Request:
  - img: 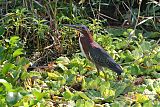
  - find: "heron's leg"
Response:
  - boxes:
[102,70,108,80]
[95,65,107,79]
[117,75,122,80]
[95,65,102,76]
[96,67,100,76]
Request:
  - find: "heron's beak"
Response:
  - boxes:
[63,24,82,31]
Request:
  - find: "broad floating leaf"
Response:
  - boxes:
[102,89,115,99]
[63,88,74,100]
[143,100,153,107]
[33,90,45,101]
[135,93,149,103]
[6,92,22,105]
[76,99,85,107]
[77,91,91,101]
[132,49,143,60]
[48,72,63,80]
[84,100,94,107]
[76,99,94,107]
[140,40,152,51]
[115,83,127,97]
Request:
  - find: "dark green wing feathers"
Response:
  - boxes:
[88,42,123,75]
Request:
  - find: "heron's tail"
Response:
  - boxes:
[111,64,123,75]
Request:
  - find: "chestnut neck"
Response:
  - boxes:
[80,30,94,43]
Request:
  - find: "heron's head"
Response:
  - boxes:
[63,24,89,34]
[63,24,93,42]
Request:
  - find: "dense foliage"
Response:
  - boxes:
[0,0,160,106]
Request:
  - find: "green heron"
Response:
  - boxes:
[64,24,123,76]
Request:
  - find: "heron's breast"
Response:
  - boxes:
[79,37,87,57]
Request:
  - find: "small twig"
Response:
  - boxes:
[129,0,142,40]
[31,52,48,66]
[136,17,153,26]
[98,15,105,20]
[99,13,118,21]
[122,1,136,22]
[157,38,160,44]
[97,0,101,20]
[147,0,160,6]
[44,44,54,50]
[123,0,142,51]
[89,0,95,19]
[111,0,124,19]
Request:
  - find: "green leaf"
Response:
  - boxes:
[82,77,86,90]
[6,92,22,105]
[115,83,126,97]
[157,52,160,58]
[140,41,151,51]
[135,93,149,103]
[87,78,101,89]
[85,89,101,100]
[128,65,141,75]
[103,81,110,89]
[76,99,94,107]
[143,100,153,107]
[127,28,134,33]
[9,36,20,46]
[111,101,121,107]
[0,46,5,60]
[13,48,23,57]
[77,91,91,101]
[84,100,94,107]
[2,63,15,74]
[76,99,85,107]
[33,90,45,101]
[0,46,5,53]
[136,85,147,93]
[123,31,129,36]
[63,88,74,100]
[48,72,63,80]
[16,57,30,66]
[56,56,70,65]
[102,89,115,99]
[57,63,68,71]
[132,49,143,60]
[0,79,12,91]
[0,26,5,36]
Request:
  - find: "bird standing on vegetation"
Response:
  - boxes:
[63,24,123,76]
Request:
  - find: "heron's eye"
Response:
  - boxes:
[82,26,87,30]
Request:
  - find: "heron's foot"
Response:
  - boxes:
[117,75,122,81]
[102,71,108,80]
[97,70,100,76]
[96,71,107,80]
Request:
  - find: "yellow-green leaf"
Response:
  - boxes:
[13,48,23,57]
[135,93,149,103]
[48,72,62,80]
[77,91,91,101]
[0,79,13,91]
[63,88,74,100]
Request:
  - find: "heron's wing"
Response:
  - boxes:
[89,43,123,75]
